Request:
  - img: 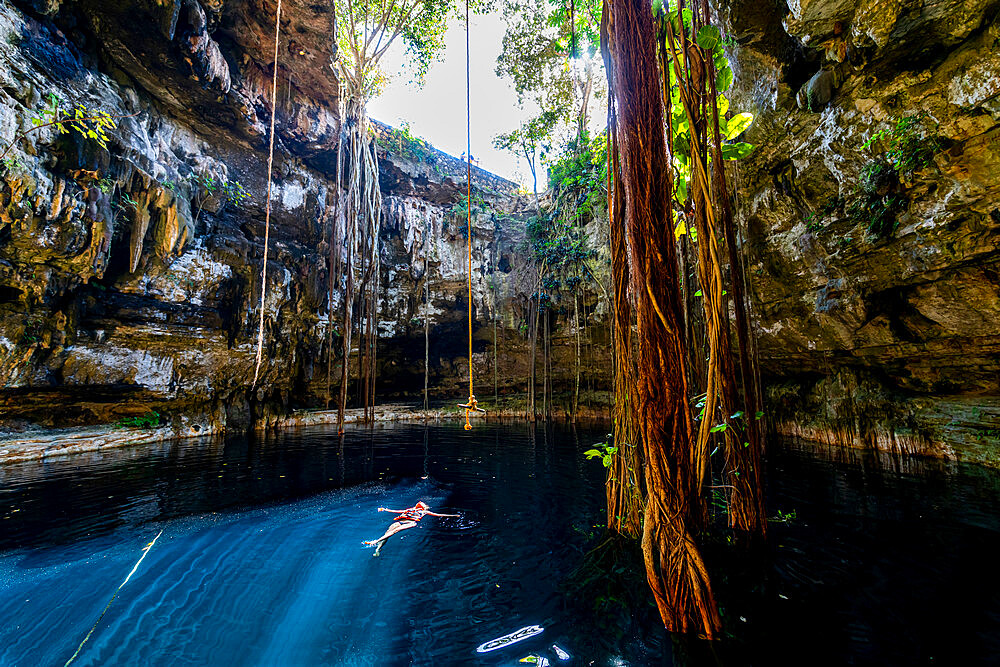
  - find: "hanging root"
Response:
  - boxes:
[336,96,382,430]
[251,0,282,389]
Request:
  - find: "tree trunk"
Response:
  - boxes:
[606,121,643,538]
[603,0,720,638]
[707,56,767,537]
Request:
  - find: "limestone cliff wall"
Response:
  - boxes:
[728,0,1000,464]
[0,0,610,433]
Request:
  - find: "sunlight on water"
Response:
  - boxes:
[0,423,998,665]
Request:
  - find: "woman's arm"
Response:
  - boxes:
[378,507,407,513]
[425,511,459,517]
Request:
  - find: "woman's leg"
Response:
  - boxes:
[365,520,417,548]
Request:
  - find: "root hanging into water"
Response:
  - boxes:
[251,0,283,389]
[602,0,721,638]
[335,96,382,432]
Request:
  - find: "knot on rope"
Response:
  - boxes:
[458,394,485,430]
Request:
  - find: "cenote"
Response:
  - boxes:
[1,422,998,666]
[3,0,1000,661]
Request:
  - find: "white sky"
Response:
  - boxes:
[367,14,534,187]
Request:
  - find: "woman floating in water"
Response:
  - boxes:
[364,501,457,556]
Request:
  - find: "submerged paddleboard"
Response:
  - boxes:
[475,625,544,653]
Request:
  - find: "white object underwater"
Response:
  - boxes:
[552,644,571,660]
[475,625,545,653]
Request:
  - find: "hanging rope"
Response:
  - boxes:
[64,530,164,666]
[457,0,484,430]
[252,0,283,389]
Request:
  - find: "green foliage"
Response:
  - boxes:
[493,111,560,189]
[862,114,940,176]
[858,160,895,195]
[113,410,162,429]
[497,0,599,103]
[770,508,798,524]
[527,213,595,268]
[378,122,436,163]
[584,439,618,468]
[844,115,940,240]
[545,130,607,217]
[446,192,490,238]
[802,196,842,233]
[188,172,250,206]
[118,192,139,213]
[1,156,25,175]
[20,317,43,344]
[848,191,907,239]
[1,93,121,166]
[31,93,116,151]
[333,0,488,100]
[662,20,755,216]
[495,0,603,193]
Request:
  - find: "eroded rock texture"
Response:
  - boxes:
[728,0,1000,464]
[0,0,611,433]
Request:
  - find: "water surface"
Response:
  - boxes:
[0,422,998,666]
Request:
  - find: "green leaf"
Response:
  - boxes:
[724,112,754,140]
[696,25,721,52]
[672,133,690,158]
[710,423,727,433]
[731,411,744,419]
[755,410,765,420]
[716,95,730,116]
[675,177,688,203]
[721,142,755,160]
[694,290,702,297]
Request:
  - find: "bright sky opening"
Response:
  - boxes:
[367,14,533,188]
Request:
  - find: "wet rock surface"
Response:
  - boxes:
[728,0,1000,464]
[3,0,997,468]
[0,0,612,435]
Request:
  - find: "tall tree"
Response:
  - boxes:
[657,1,766,537]
[330,0,467,429]
[602,0,720,638]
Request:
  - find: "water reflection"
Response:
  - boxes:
[0,425,997,665]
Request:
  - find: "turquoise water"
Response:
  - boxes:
[0,423,628,666]
[1,422,999,665]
